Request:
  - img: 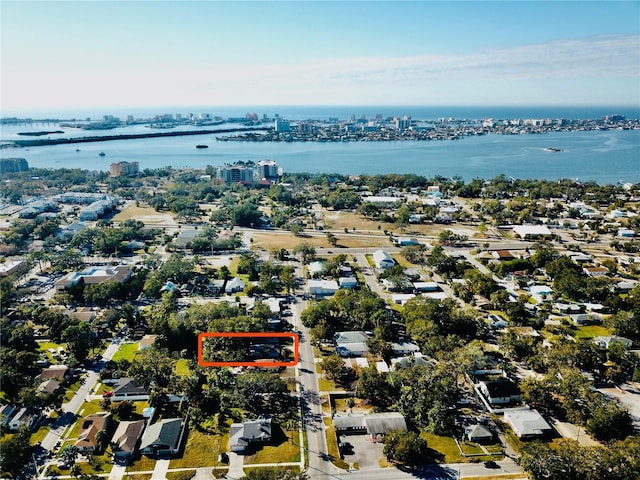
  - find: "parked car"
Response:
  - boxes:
[102,391,113,398]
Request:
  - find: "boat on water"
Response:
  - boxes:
[544,147,563,152]
[98,152,106,156]
[195,144,209,149]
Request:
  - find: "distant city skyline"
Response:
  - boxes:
[1,1,639,115]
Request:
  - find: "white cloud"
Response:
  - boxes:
[3,34,638,111]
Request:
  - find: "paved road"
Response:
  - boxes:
[37,342,119,478]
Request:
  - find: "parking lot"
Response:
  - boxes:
[337,433,385,470]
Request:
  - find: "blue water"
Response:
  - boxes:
[3,128,638,184]
[1,106,639,184]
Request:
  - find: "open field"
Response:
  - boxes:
[113,205,176,225]
[169,430,228,469]
[112,342,140,362]
[572,324,612,339]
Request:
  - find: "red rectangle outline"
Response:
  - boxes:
[198,332,299,367]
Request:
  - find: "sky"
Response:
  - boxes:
[1,1,639,115]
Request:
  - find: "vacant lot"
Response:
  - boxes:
[113,205,176,225]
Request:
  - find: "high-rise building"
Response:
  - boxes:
[217,163,256,183]
[0,158,28,174]
[275,118,290,132]
[110,161,139,177]
[257,160,281,180]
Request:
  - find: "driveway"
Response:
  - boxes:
[338,433,384,471]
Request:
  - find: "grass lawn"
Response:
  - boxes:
[175,358,192,376]
[318,376,337,392]
[244,427,300,465]
[30,424,52,444]
[123,475,153,480]
[37,341,64,363]
[460,441,484,455]
[112,342,140,362]
[391,254,417,268]
[64,379,84,402]
[166,470,196,480]
[170,430,227,469]
[212,468,229,478]
[420,432,464,464]
[323,418,350,471]
[572,324,612,339]
[128,454,157,472]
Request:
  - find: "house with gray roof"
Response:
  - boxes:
[112,377,149,401]
[504,408,552,439]
[229,415,272,453]
[333,412,407,442]
[139,418,185,456]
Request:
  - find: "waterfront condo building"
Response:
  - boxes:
[217,163,256,183]
[110,161,139,177]
[257,160,281,180]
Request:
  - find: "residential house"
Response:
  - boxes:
[75,412,112,453]
[504,408,552,439]
[529,285,553,303]
[112,377,149,401]
[395,237,419,247]
[338,277,358,289]
[390,353,434,370]
[391,293,416,305]
[465,424,494,444]
[391,342,420,355]
[139,418,185,456]
[35,365,70,383]
[594,335,633,349]
[334,331,369,357]
[308,279,339,296]
[37,379,61,395]
[583,266,609,277]
[110,420,146,459]
[229,415,272,453]
[412,282,440,292]
[0,405,15,426]
[479,379,521,405]
[372,249,395,269]
[8,407,39,431]
[307,261,325,277]
[138,335,157,350]
[225,277,245,294]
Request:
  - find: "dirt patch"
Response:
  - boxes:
[113,205,176,225]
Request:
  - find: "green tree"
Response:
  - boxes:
[320,354,345,381]
[383,431,429,465]
[0,427,32,478]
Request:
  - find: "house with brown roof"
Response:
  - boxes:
[35,365,70,383]
[110,419,146,459]
[75,411,112,453]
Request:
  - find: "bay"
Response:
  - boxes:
[2,128,639,184]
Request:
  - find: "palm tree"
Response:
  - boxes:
[70,464,81,479]
[95,429,108,452]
